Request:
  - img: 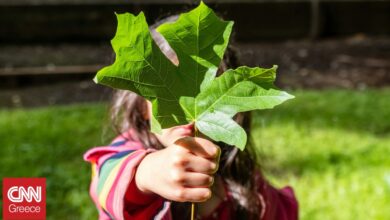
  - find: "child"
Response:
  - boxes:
[84,16,298,220]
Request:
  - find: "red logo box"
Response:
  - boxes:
[2,178,46,220]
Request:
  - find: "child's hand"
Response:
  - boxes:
[135,136,220,202]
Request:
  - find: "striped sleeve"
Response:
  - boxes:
[84,138,164,220]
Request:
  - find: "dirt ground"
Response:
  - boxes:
[1,35,389,108]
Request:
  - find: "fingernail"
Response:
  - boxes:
[210,177,215,186]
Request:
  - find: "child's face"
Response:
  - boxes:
[146,100,194,147]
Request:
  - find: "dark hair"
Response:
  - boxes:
[110,16,262,220]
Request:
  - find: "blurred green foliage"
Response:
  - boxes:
[0,89,389,219]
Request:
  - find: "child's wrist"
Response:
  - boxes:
[135,153,155,195]
[126,154,158,204]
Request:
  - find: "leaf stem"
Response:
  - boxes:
[191,125,199,220]
[191,202,196,220]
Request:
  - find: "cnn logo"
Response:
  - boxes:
[8,186,42,203]
[2,178,46,220]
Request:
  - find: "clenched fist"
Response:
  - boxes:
[135,136,220,202]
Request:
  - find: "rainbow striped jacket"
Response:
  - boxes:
[84,131,298,220]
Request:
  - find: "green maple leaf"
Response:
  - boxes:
[180,65,293,150]
[94,2,294,150]
[95,2,232,130]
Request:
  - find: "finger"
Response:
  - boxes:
[174,187,212,203]
[170,123,194,137]
[180,123,194,131]
[175,137,220,159]
[181,172,214,187]
[170,129,193,139]
[185,154,218,174]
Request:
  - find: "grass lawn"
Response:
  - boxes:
[1,89,389,219]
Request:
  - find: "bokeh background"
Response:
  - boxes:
[1,0,390,219]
